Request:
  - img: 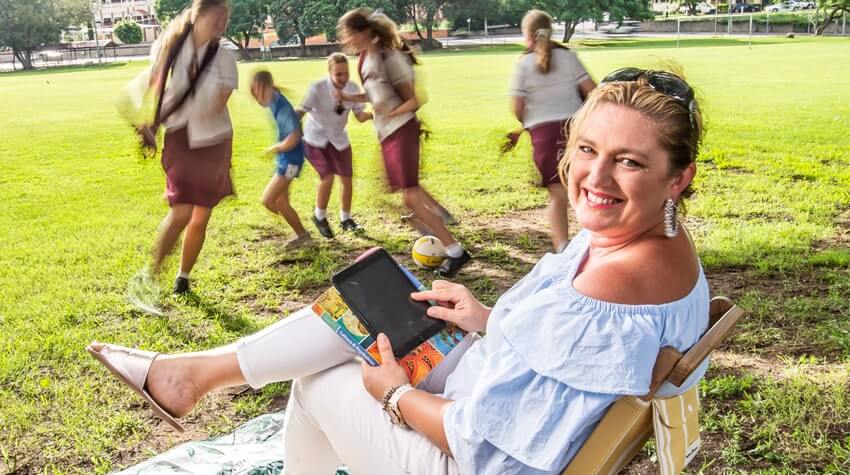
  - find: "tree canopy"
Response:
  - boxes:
[115,19,144,44]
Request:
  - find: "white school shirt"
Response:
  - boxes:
[360,49,416,142]
[151,37,239,149]
[300,78,366,150]
[509,48,590,129]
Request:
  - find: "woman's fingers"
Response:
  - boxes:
[376,333,396,363]
[411,287,457,303]
[426,305,456,321]
[430,279,457,290]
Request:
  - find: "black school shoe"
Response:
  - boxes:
[173,277,190,295]
[312,216,334,239]
[340,218,364,234]
[435,250,472,278]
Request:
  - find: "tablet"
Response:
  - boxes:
[332,248,445,357]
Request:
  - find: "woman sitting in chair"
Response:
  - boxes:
[88,68,708,474]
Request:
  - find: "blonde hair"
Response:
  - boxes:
[521,9,567,74]
[327,52,348,68]
[153,0,230,78]
[337,8,420,64]
[560,75,704,202]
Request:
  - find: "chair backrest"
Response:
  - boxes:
[642,296,745,400]
[562,296,745,475]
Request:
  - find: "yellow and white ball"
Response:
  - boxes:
[412,236,446,268]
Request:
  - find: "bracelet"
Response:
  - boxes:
[381,385,400,412]
[386,384,416,429]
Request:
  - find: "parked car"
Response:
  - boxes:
[678,2,717,14]
[765,1,797,11]
[729,2,761,12]
[599,20,641,34]
[792,0,815,8]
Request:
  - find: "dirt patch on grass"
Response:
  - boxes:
[812,208,850,251]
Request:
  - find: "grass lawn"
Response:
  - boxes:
[1,36,849,474]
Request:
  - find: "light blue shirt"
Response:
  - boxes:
[441,230,710,474]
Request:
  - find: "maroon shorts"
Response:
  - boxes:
[529,119,568,187]
[380,118,420,192]
[161,127,234,208]
[304,142,354,179]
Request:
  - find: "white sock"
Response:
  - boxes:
[314,207,327,220]
[177,270,190,279]
[340,210,351,222]
[446,243,463,258]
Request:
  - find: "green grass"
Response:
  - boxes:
[1,37,850,474]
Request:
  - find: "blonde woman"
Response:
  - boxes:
[89,68,709,473]
[128,0,237,309]
[510,9,596,253]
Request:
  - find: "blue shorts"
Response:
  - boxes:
[276,156,303,179]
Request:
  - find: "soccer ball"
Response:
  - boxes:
[412,236,446,268]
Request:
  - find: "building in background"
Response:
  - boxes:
[94,0,160,43]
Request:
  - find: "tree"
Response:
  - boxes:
[0,0,63,70]
[270,0,407,47]
[678,0,699,15]
[815,0,849,34]
[537,0,653,42]
[58,0,95,27]
[115,19,144,44]
[412,0,447,47]
[272,0,335,55]
[225,0,272,55]
[154,0,190,23]
[444,0,496,31]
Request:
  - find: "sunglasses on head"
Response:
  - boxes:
[600,68,697,128]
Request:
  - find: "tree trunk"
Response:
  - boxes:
[563,21,578,42]
[815,7,842,35]
[13,48,34,70]
[298,32,306,56]
[411,7,425,41]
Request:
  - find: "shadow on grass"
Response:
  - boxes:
[181,292,257,335]
[577,37,786,49]
[0,61,130,77]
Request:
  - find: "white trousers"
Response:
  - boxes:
[235,306,462,475]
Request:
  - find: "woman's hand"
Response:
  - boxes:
[361,333,410,402]
[411,280,491,333]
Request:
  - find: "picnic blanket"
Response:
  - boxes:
[114,410,349,475]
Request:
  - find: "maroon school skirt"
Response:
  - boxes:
[304,142,354,179]
[529,119,568,187]
[380,118,420,192]
[161,127,234,208]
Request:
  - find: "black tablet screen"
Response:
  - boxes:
[334,251,445,357]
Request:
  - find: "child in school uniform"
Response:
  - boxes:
[125,0,237,308]
[336,9,471,277]
[509,10,596,253]
[250,70,312,250]
[297,53,373,239]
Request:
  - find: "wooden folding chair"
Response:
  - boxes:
[562,296,746,475]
